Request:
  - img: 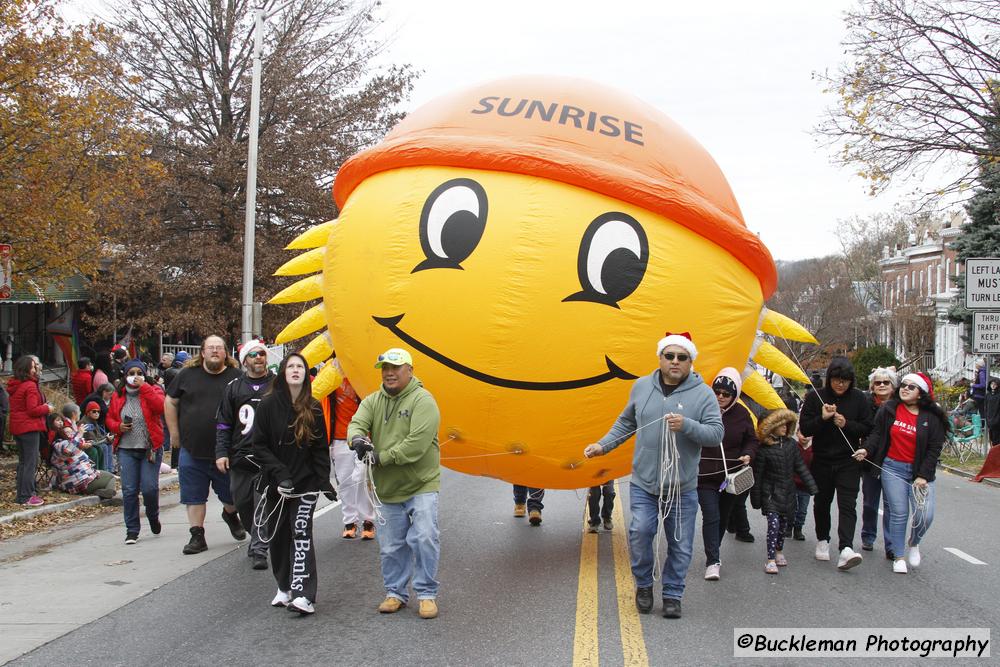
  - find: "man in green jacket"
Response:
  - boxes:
[348,348,441,619]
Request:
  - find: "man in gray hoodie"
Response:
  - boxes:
[584,333,723,619]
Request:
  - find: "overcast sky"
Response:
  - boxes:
[370,0,964,262]
[67,0,960,262]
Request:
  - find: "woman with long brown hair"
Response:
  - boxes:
[8,355,53,506]
[252,352,334,615]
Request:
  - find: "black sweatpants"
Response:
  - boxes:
[267,492,318,602]
[230,467,268,557]
[811,458,861,551]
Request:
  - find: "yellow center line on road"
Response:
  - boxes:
[611,481,649,667]
[573,481,650,667]
[573,502,599,666]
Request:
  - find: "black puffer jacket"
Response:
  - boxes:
[751,409,818,517]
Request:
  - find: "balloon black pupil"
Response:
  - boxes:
[600,247,643,300]
[441,210,485,262]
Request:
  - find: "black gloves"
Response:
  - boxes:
[352,436,374,461]
[277,479,294,497]
[324,489,338,502]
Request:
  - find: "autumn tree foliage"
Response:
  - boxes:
[0,0,156,286]
[766,256,876,370]
[85,0,414,342]
[815,0,1000,195]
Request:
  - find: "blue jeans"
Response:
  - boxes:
[512,485,544,511]
[881,457,935,555]
[98,443,114,472]
[794,490,811,529]
[119,449,162,536]
[860,470,883,546]
[697,488,721,566]
[628,483,698,600]
[377,492,440,602]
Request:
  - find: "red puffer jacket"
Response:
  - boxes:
[107,382,166,450]
[8,377,50,435]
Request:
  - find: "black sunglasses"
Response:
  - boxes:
[245,351,266,359]
[872,380,892,387]
[662,352,690,362]
[900,383,922,392]
[714,389,733,399]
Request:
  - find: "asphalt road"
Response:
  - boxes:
[4,467,998,666]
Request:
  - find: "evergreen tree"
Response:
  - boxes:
[947,140,1000,336]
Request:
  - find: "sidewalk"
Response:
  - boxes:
[0,472,179,525]
[0,489,246,665]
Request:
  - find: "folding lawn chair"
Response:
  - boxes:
[949,412,983,463]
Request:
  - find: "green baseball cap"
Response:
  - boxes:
[374,348,413,368]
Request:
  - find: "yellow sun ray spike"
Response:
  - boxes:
[751,339,810,384]
[268,273,323,304]
[285,219,337,250]
[275,303,326,344]
[300,330,335,368]
[312,360,344,399]
[740,367,785,410]
[267,274,323,305]
[758,307,819,345]
[274,246,325,276]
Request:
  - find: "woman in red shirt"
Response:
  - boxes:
[864,372,948,574]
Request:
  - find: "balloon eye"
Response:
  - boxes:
[413,178,488,272]
[563,212,648,308]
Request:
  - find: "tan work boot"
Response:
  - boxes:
[418,598,439,619]
[513,503,527,517]
[378,597,406,613]
[528,509,542,526]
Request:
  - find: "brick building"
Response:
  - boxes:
[877,211,972,381]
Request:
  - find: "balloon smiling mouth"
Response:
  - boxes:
[373,314,637,391]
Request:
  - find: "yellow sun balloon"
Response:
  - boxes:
[271,76,817,489]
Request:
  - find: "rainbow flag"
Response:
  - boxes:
[47,308,80,372]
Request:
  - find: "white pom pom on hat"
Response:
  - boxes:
[656,331,697,361]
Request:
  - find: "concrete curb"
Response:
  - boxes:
[937,462,1000,488]
[0,473,179,525]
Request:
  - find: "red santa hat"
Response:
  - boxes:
[656,331,698,361]
[901,372,934,400]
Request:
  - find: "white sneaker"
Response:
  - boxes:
[815,540,830,561]
[893,558,908,574]
[287,596,315,615]
[907,545,921,569]
[704,563,720,580]
[271,590,291,607]
[837,546,863,571]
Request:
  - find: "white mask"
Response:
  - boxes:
[126,375,139,386]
